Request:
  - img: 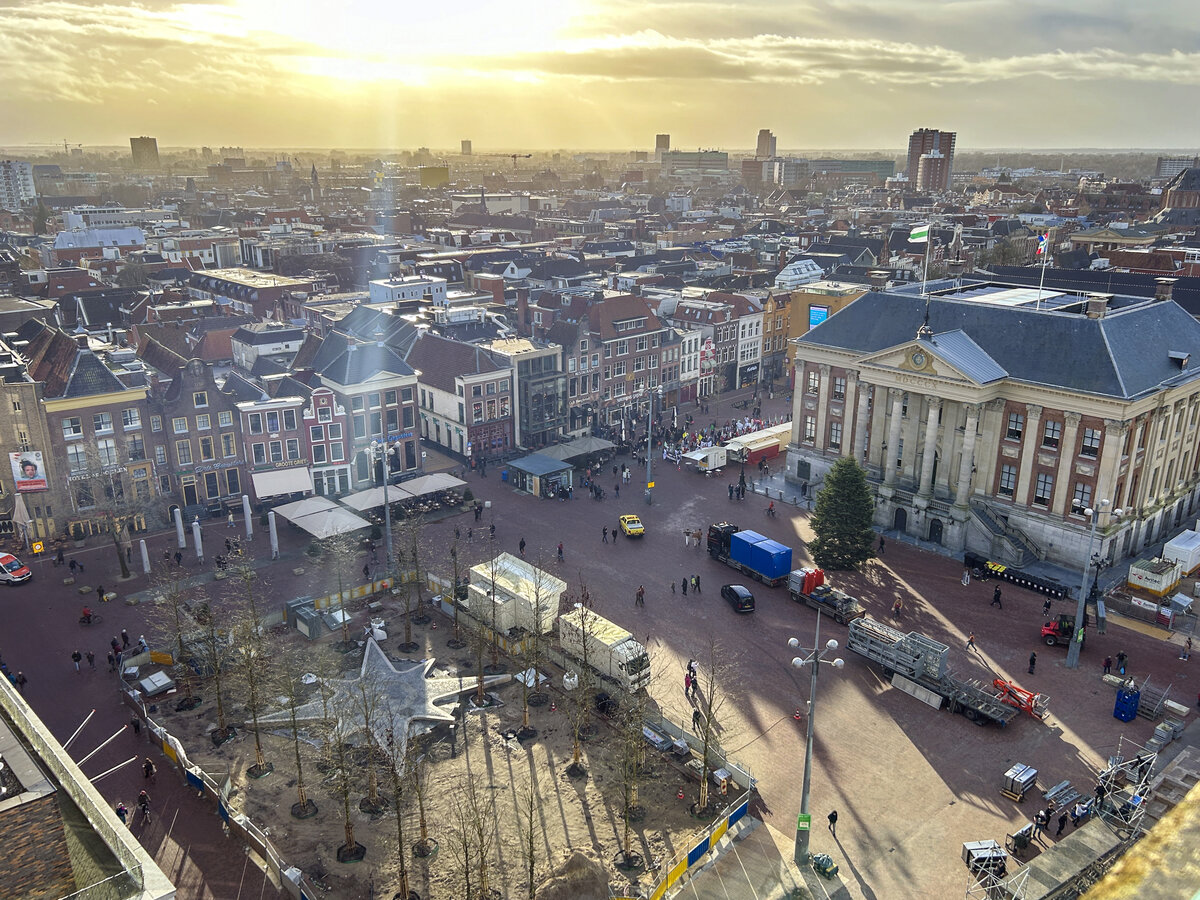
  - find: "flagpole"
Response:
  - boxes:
[1036,231,1049,309]
[921,223,931,297]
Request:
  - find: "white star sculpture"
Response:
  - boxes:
[260,639,510,759]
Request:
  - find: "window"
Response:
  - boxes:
[154,445,166,465]
[403,407,414,429]
[1042,420,1062,449]
[999,464,1017,497]
[283,409,297,430]
[580,339,588,352]
[369,392,381,408]
[225,469,240,496]
[175,440,192,465]
[901,393,909,417]
[93,412,114,434]
[205,471,220,499]
[486,382,496,395]
[67,443,88,472]
[96,439,117,466]
[199,436,215,462]
[803,416,816,442]
[318,405,332,423]
[386,408,398,433]
[1080,428,1101,458]
[353,415,365,439]
[473,402,484,424]
[127,434,145,461]
[806,371,819,394]
[331,442,344,462]
[248,413,263,435]
[252,443,266,465]
[829,422,842,449]
[265,411,280,433]
[172,417,188,434]
[218,410,233,427]
[310,425,325,442]
[286,438,300,460]
[385,390,397,406]
[192,391,208,408]
[617,339,628,356]
[312,444,327,464]
[150,415,162,432]
[352,396,364,412]
[635,335,647,352]
[196,413,211,430]
[1006,412,1025,441]
[62,417,83,439]
[568,358,576,373]
[269,441,283,463]
[328,423,342,440]
[122,408,141,429]
[1072,482,1092,515]
[832,377,846,401]
[221,433,236,457]
[10,398,19,412]
[472,385,482,397]
[1034,472,1054,506]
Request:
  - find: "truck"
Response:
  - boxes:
[846,617,1022,727]
[707,523,792,587]
[788,568,865,625]
[558,607,651,691]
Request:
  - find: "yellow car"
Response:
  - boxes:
[619,514,645,537]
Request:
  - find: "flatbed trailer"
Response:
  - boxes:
[847,617,1019,727]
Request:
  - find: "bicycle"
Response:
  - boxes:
[79,613,104,625]
[138,801,152,825]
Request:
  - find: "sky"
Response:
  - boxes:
[1,0,1198,151]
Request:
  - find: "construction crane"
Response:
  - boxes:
[483,153,532,169]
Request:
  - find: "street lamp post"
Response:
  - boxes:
[787,612,844,865]
[369,440,395,573]
[645,385,662,505]
[1066,500,1121,669]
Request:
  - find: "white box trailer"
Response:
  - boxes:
[469,553,566,635]
[559,607,650,691]
[682,446,727,472]
[1163,530,1200,575]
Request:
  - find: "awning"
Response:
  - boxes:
[340,484,415,511]
[273,495,371,539]
[273,495,340,521]
[251,468,313,498]
[401,472,467,497]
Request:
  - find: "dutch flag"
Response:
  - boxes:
[1036,233,1049,255]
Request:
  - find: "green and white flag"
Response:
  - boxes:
[909,223,929,243]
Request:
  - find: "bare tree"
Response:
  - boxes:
[351,663,389,815]
[516,752,543,899]
[563,583,598,778]
[320,676,365,863]
[693,637,737,814]
[382,715,415,899]
[149,560,200,710]
[613,678,651,866]
[226,554,273,777]
[518,554,555,737]
[446,774,497,899]
[191,593,236,744]
[447,535,467,649]
[409,744,436,858]
[321,533,361,653]
[270,645,329,819]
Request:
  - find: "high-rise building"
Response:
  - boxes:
[905,128,955,192]
[129,136,160,170]
[756,129,777,159]
[0,159,36,211]
[655,134,671,161]
[461,140,473,156]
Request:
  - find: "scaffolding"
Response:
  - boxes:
[1096,735,1158,838]
[964,858,1031,900]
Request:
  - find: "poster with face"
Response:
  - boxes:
[10,451,48,492]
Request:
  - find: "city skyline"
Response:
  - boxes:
[1,0,1198,150]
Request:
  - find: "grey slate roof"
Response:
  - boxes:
[800,291,1200,400]
[917,330,1007,384]
[317,341,415,386]
[63,352,128,398]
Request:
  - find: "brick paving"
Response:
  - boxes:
[2,385,1194,898]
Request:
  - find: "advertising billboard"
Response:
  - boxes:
[808,305,830,329]
[10,451,48,492]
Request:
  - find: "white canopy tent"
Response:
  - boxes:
[273,495,372,539]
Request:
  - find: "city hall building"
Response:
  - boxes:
[786,278,1200,571]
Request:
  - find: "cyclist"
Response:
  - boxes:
[137,790,151,823]
[81,606,93,624]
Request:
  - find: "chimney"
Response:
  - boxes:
[868,269,889,291]
[1155,277,1177,302]
[1085,293,1112,319]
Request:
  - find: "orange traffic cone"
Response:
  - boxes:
[677,788,685,800]
[794,708,802,720]
[550,701,556,712]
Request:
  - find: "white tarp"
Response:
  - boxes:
[252,467,313,498]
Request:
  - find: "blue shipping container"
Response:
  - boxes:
[729,530,768,567]
[749,539,793,581]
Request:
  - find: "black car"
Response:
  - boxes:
[721,583,755,613]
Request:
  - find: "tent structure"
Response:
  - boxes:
[401,472,467,496]
[536,436,616,461]
[274,495,371,538]
[340,473,468,512]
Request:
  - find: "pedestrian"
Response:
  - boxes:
[121,629,130,649]
[454,525,461,540]
[163,545,170,562]
[878,535,885,555]
[1042,598,1052,617]
[614,483,619,498]
[111,637,120,653]
[1116,651,1127,675]
[467,527,473,541]
[1103,656,1112,675]
[71,650,82,672]
[362,562,370,580]
[55,547,65,566]
[519,537,527,556]
[681,578,688,596]
[684,671,692,695]
[86,650,95,669]
[961,567,970,586]
[729,483,734,500]
[137,635,148,654]
[635,585,645,607]
[602,527,608,544]
[966,632,976,651]
[1028,651,1037,674]
[115,802,128,826]
[143,757,156,780]
[692,708,703,731]
[131,715,141,736]
[489,523,496,540]
[225,538,232,553]
[174,551,182,566]
[69,558,77,574]
[671,580,676,594]
[614,522,620,539]
[15,671,26,693]
[1033,808,1048,838]
[991,586,1003,608]
[1056,812,1068,837]
[227,511,235,528]
[828,810,838,835]
[1182,637,1193,661]
[107,651,116,672]
[557,542,564,562]
[97,585,105,604]
[693,574,701,593]
[892,598,904,617]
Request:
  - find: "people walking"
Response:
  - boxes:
[827,810,838,835]
[635,585,645,607]
[115,802,128,826]
[71,650,82,672]
[991,586,1003,608]
[966,632,976,652]
[1042,598,1053,617]
[55,547,65,566]
[69,558,77,574]
[174,551,182,566]
[1116,651,1127,675]
[1182,637,1193,660]
[519,537,526,556]
[121,629,130,649]
[671,580,676,594]
[1056,811,1069,837]
[602,527,608,544]
[96,584,105,605]
[137,790,151,824]
[557,542,564,562]
[86,650,95,669]
[1028,652,1037,674]
[681,578,688,596]
[1033,808,1048,838]
[1103,656,1112,675]
[227,511,235,528]
[692,708,703,731]
[693,574,701,593]
[143,757,156,781]
[878,535,885,556]
[684,671,692,695]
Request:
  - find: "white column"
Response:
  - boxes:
[917,397,942,498]
[883,389,904,488]
[841,372,859,458]
[954,404,981,508]
[1051,412,1082,517]
[853,381,872,462]
[814,364,831,451]
[1099,420,1129,508]
[1017,404,1044,508]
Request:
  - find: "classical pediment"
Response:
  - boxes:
[856,330,1007,386]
